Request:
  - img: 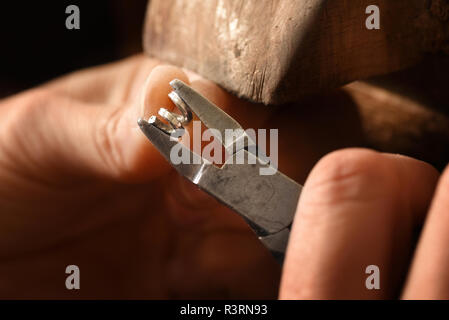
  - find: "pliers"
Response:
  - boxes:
[137,79,302,264]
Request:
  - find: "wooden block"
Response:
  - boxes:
[144,0,449,104]
[344,81,449,171]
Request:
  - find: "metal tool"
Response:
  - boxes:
[137,79,302,264]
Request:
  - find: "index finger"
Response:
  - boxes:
[42,54,160,105]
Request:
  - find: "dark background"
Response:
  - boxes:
[0,1,148,98]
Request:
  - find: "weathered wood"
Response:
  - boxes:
[344,81,449,171]
[144,0,449,105]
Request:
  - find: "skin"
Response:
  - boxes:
[0,56,281,299]
[280,150,443,299]
[0,54,447,299]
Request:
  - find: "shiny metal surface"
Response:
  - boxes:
[138,79,302,263]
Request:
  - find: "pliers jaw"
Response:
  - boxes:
[138,79,302,264]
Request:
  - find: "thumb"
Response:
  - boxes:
[0,64,190,182]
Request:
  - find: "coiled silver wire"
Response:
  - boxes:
[149,91,193,135]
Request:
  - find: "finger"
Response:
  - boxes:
[402,165,449,299]
[42,54,160,105]
[279,149,439,299]
[0,65,190,182]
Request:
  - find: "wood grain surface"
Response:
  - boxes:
[144,0,449,104]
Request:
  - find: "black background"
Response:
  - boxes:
[0,300,444,318]
[0,1,148,98]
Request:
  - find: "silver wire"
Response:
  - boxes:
[149,91,193,135]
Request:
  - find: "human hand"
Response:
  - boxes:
[0,55,278,298]
[0,54,363,299]
[280,148,449,299]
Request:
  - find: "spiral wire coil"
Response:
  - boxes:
[148,91,193,135]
